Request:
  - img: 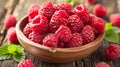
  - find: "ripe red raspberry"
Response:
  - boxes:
[55,25,72,43]
[74,5,90,25]
[54,2,72,14]
[95,62,110,67]
[87,0,96,4]
[105,44,120,60]
[23,23,32,37]
[50,10,68,32]
[57,41,65,48]
[28,32,44,44]
[66,33,83,48]
[31,15,48,34]
[43,34,58,48]
[81,25,95,44]
[91,17,105,35]
[39,2,55,20]
[93,4,107,17]
[4,15,17,29]
[7,27,18,43]
[109,14,120,27]
[17,59,34,67]
[28,4,40,21]
[67,15,84,33]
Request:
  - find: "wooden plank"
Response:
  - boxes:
[117,0,120,12]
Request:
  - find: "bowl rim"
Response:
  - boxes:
[16,16,105,53]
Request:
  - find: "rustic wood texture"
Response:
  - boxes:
[0,0,120,67]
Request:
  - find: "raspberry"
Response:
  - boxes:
[31,15,48,34]
[17,59,34,67]
[54,2,72,14]
[4,15,17,29]
[66,33,83,48]
[43,34,58,48]
[57,41,65,48]
[7,27,18,43]
[74,5,90,25]
[55,25,72,42]
[81,25,95,44]
[28,32,44,44]
[67,15,84,33]
[105,44,120,60]
[39,2,55,20]
[91,17,105,35]
[109,14,120,27]
[23,23,32,37]
[28,4,40,21]
[93,4,107,17]
[50,10,68,32]
[87,0,96,4]
[95,62,110,67]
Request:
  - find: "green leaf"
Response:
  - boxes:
[13,50,25,62]
[8,45,22,55]
[0,45,9,55]
[0,44,25,62]
[105,29,120,44]
[0,54,12,60]
[112,26,120,33]
[58,0,76,6]
[105,22,112,31]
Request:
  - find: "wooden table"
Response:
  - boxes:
[0,0,120,67]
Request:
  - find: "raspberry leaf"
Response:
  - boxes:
[105,22,112,31]
[112,26,120,33]
[8,45,22,55]
[13,50,25,62]
[58,0,75,6]
[0,44,25,62]
[105,29,119,44]
[105,23,120,44]
[0,45,9,55]
[0,54,12,60]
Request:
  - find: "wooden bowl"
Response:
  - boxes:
[16,16,105,63]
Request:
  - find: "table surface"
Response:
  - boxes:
[0,0,120,67]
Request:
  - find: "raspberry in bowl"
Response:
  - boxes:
[16,2,105,63]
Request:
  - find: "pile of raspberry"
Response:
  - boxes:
[23,2,105,48]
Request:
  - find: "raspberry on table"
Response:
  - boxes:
[28,32,44,44]
[50,10,68,33]
[93,4,107,17]
[55,25,72,43]
[74,5,90,25]
[7,27,18,43]
[95,62,110,67]
[67,15,84,33]
[105,44,120,60]
[4,15,17,29]
[17,59,34,67]
[54,2,72,15]
[39,2,55,20]
[31,15,48,34]
[43,34,58,48]
[23,23,32,37]
[28,4,40,21]
[87,0,96,4]
[66,33,83,48]
[81,25,95,44]
[109,14,120,27]
[91,17,105,35]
